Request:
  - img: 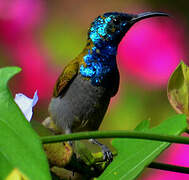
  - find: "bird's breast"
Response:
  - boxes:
[49,74,110,132]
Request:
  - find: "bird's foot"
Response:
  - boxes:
[68,141,73,146]
[64,129,73,146]
[100,144,113,162]
[89,139,113,162]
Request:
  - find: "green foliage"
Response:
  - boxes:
[0,153,14,179]
[31,119,54,137]
[102,84,175,131]
[0,67,51,180]
[0,66,188,180]
[42,23,85,63]
[134,120,150,131]
[98,114,187,180]
[168,61,189,119]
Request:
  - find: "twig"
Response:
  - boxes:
[41,130,189,145]
[149,162,189,174]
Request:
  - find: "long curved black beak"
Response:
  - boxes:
[130,12,169,24]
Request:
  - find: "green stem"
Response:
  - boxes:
[41,130,189,145]
[41,131,189,175]
[149,162,189,174]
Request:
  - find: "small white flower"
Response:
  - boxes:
[14,90,38,122]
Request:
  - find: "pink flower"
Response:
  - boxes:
[117,17,186,88]
[141,134,189,180]
[0,0,44,31]
[0,0,57,100]
[120,16,189,180]
[11,36,57,100]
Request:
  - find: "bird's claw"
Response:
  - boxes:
[101,144,113,162]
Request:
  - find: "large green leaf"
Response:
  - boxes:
[0,67,51,180]
[167,61,189,119]
[31,119,54,137]
[0,152,14,179]
[99,114,187,180]
[134,120,150,131]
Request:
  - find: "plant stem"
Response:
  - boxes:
[41,131,189,175]
[41,130,189,145]
[149,162,189,174]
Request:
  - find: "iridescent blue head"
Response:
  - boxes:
[80,12,169,85]
[88,12,169,47]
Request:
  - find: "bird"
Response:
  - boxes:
[48,11,169,161]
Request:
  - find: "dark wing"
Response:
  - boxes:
[53,59,79,97]
[110,67,120,97]
[103,67,120,97]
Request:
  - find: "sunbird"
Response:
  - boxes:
[48,11,168,161]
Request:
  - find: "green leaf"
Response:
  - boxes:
[135,120,150,131]
[0,67,51,180]
[98,114,187,180]
[75,141,95,166]
[167,61,189,119]
[31,119,54,137]
[0,152,14,179]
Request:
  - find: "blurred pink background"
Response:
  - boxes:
[0,0,189,179]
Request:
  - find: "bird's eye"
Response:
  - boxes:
[113,18,120,25]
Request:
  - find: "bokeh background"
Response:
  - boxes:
[0,0,189,179]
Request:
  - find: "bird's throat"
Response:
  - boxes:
[79,43,118,85]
